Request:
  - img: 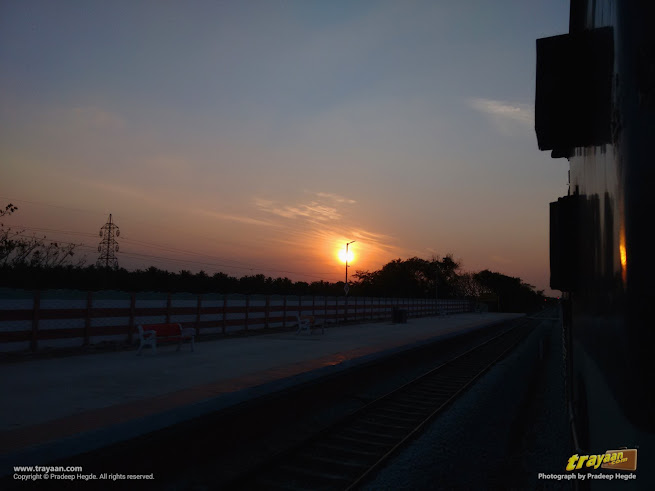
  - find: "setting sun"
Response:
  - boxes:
[338,248,354,264]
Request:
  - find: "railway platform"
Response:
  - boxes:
[0,312,522,475]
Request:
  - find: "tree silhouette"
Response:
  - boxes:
[1,203,81,268]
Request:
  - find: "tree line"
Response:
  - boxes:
[1,203,547,312]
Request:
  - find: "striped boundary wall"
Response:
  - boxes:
[0,290,474,352]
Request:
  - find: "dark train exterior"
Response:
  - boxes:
[535,0,654,480]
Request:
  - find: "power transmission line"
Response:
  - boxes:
[10,233,343,280]
[0,196,109,217]
[12,225,98,239]
[2,198,345,280]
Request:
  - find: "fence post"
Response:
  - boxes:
[84,291,92,346]
[222,295,227,335]
[282,295,287,329]
[312,295,315,318]
[166,292,172,324]
[31,290,40,352]
[196,294,202,336]
[245,295,250,331]
[128,292,136,343]
[324,296,328,326]
[265,295,270,329]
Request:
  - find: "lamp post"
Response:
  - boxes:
[345,240,356,294]
[344,240,355,322]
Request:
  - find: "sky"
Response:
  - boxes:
[1,0,571,295]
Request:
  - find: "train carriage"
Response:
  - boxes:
[535,0,655,478]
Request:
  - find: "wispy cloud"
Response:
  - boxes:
[468,98,534,133]
[194,209,278,227]
[351,229,393,244]
[253,192,408,272]
[314,192,357,204]
[256,197,342,222]
[268,220,407,265]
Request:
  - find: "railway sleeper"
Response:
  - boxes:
[385,399,433,411]
[412,384,457,395]
[341,425,401,442]
[358,415,416,430]
[367,408,425,423]
[352,418,413,435]
[396,392,447,404]
[314,440,381,458]
[330,432,394,450]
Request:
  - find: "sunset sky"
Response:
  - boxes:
[1,1,570,295]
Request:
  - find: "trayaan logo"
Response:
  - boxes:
[566,449,637,472]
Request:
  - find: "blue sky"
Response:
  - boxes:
[1,0,570,294]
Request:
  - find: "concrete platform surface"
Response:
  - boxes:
[0,312,522,473]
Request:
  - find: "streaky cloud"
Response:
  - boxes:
[194,209,278,227]
[315,192,357,204]
[256,197,341,221]
[468,97,534,128]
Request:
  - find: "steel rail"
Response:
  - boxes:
[227,316,539,491]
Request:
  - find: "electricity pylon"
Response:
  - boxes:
[97,214,120,269]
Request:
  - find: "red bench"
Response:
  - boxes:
[136,323,195,355]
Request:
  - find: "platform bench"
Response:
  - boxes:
[136,323,195,355]
[295,315,324,335]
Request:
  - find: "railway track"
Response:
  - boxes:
[226,316,539,491]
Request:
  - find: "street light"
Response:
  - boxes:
[345,240,356,295]
[343,240,356,324]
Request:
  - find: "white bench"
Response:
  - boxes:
[136,323,195,354]
[295,315,324,335]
